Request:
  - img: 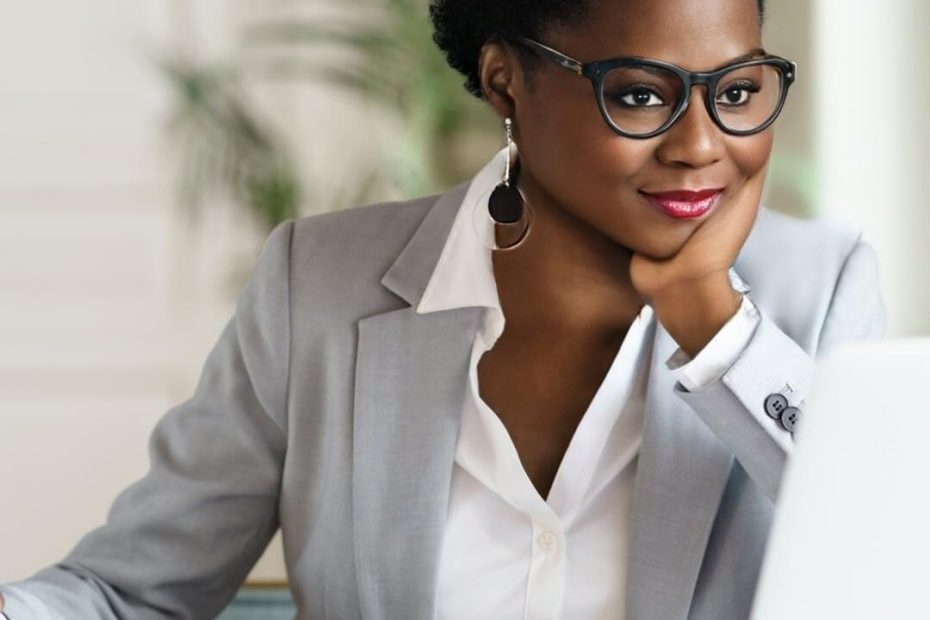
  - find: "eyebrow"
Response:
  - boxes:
[634,48,767,79]
[602,46,770,74]
[714,47,768,70]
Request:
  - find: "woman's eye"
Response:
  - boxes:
[614,87,665,107]
[716,83,760,106]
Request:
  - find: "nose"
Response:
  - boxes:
[653,86,725,169]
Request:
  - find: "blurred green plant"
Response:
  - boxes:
[159,58,301,232]
[159,0,497,233]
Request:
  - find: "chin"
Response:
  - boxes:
[610,227,690,261]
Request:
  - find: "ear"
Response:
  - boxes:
[478,40,523,121]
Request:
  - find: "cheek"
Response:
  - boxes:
[726,131,773,180]
[517,92,652,210]
[516,86,605,178]
[517,74,641,185]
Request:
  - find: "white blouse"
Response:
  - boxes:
[419,146,760,619]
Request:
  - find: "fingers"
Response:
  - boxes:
[695,183,761,259]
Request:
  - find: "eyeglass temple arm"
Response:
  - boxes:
[517,37,799,83]
[514,36,584,75]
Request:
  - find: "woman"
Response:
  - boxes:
[0,0,884,618]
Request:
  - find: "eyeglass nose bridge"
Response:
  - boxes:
[665,73,727,135]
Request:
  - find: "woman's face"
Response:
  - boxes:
[506,0,772,260]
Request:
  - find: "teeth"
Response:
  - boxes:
[669,199,707,213]
[664,199,710,212]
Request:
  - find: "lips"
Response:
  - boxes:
[640,188,723,219]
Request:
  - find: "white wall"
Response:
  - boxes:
[0,0,287,584]
[813,0,930,337]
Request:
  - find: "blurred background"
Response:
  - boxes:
[0,0,927,616]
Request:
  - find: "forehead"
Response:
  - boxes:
[547,0,762,71]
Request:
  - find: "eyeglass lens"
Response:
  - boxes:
[601,63,785,135]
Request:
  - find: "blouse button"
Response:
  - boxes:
[537,531,558,552]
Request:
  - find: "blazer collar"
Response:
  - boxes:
[379,180,472,308]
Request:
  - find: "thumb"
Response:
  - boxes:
[0,590,5,610]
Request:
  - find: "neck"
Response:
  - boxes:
[491,171,644,335]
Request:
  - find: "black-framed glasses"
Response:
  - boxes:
[513,36,797,139]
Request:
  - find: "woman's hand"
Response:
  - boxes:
[630,176,763,357]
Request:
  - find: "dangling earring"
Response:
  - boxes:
[486,117,532,251]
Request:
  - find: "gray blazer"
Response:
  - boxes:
[1,181,885,620]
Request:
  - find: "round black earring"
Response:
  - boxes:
[487,117,531,250]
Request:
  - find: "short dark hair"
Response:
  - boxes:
[429,0,766,99]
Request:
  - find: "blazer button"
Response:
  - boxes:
[764,393,789,419]
[780,406,801,433]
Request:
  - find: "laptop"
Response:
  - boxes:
[751,338,930,619]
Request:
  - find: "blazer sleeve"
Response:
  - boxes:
[671,236,886,503]
[0,220,295,620]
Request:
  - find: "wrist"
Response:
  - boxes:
[651,272,742,357]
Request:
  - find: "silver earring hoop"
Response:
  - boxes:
[487,117,532,251]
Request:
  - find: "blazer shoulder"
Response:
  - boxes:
[755,205,860,247]
[740,205,864,280]
[283,189,451,322]
[292,191,440,257]
[737,205,869,344]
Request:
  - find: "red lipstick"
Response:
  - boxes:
[640,188,723,219]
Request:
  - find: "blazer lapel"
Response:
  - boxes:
[625,323,736,620]
[352,183,483,620]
